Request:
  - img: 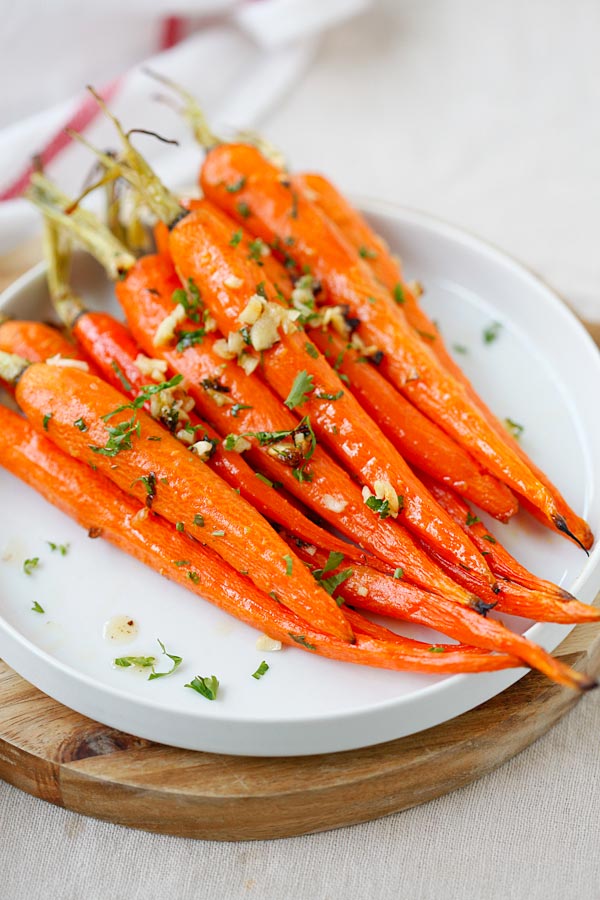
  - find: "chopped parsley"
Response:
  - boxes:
[304,342,319,359]
[237,201,251,219]
[416,329,436,341]
[429,646,445,653]
[47,541,69,556]
[113,638,182,680]
[229,230,243,247]
[482,534,497,544]
[466,512,480,527]
[211,530,225,537]
[316,390,344,401]
[252,661,269,680]
[225,416,316,460]
[292,465,313,483]
[393,568,404,579]
[504,418,524,440]
[176,522,185,532]
[284,370,314,409]
[225,176,246,193]
[173,559,190,567]
[312,550,354,599]
[42,413,52,431]
[31,601,45,614]
[255,472,281,488]
[288,634,316,650]
[289,190,299,219]
[359,245,377,259]
[89,414,141,457]
[185,674,219,700]
[229,403,252,418]
[74,417,88,432]
[23,557,39,576]
[188,571,200,584]
[110,360,132,392]
[453,343,468,355]
[131,472,157,508]
[247,238,268,263]
[283,554,293,576]
[172,278,202,323]
[483,321,502,344]
[175,328,206,352]
[193,514,205,527]
[365,495,396,519]
[393,283,405,305]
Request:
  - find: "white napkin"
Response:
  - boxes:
[0,0,371,254]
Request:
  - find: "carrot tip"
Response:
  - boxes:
[554,515,590,555]
[579,675,598,692]
[473,599,497,617]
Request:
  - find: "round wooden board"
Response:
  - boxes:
[1,612,599,841]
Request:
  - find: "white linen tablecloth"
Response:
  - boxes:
[2,0,600,897]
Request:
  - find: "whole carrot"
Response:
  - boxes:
[168,199,495,582]
[0,405,517,675]
[2,353,354,643]
[287,540,595,690]
[0,319,78,364]
[299,171,593,551]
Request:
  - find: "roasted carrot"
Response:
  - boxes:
[299,171,593,551]
[309,327,518,521]
[287,539,595,690]
[116,253,484,607]
[168,199,496,582]
[0,319,78,364]
[2,353,354,642]
[196,144,583,545]
[0,404,517,675]
[415,471,600,622]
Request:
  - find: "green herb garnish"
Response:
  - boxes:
[283,554,293,576]
[483,321,502,344]
[359,245,377,259]
[393,568,404,579]
[42,413,52,431]
[504,418,524,440]
[185,674,219,700]
[74,417,88,432]
[47,541,69,556]
[284,371,314,409]
[23,557,39,576]
[230,230,243,247]
[466,512,480,527]
[193,514,205,527]
[289,634,316,650]
[237,201,251,219]
[110,360,132,392]
[252,661,269,680]
[230,403,253,418]
[225,176,246,193]
[305,342,319,359]
[31,601,45,614]
[316,390,344,401]
[393,283,405,305]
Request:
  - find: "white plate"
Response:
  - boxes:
[1,202,599,757]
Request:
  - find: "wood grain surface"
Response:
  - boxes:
[0,243,599,840]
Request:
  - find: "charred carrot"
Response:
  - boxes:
[300,171,593,550]
[195,144,583,545]
[0,405,518,675]
[167,199,495,582]
[287,540,595,690]
[309,327,518,521]
[1,353,354,642]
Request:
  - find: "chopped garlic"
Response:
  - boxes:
[373,479,400,517]
[350,332,380,358]
[132,507,149,524]
[239,353,260,375]
[153,304,186,347]
[256,634,282,652]
[176,428,195,445]
[321,306,349,336]
[204,314,218,333]
[134,353,168,382]
[213,338,237,360]
[227,436,251,453]
[250,315,280,352]
[239,295,265,325]
[322,494,348,514]
[355,585,368,597]
[190,440,215,462]
[408,280,424,298]
[224,275,244,289]
[46,354,89,371]
[362,485,373,503]
[304,545,317,556]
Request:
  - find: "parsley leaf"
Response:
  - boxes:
[229,230,243,247]
[504,418,524,440]
[110,360,132,392]
[284,371,314,409]
[147,639,183,680]
[237,201,251,219]
[225,176,246,193]
[283,554,293,576]
[42,413,52,431]
[466,512,480,527]
[305,342,319,359]
[288,634,316,650]
[252,661,269,680]
[114,655,156,669]
[393,568,404,579]
[185,674,219,700]
[393,283,405,305]
[316,390,344,401]
[89,414,141,457]
[23,557,39,575]
[359,245,377,259]
[230,403,252,418]
[31,601,45,614]
[483,321,502,344]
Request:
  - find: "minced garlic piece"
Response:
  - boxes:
[176,428,195,445]
[46,354,89,371]
[355,585,368,597]
[190,440,215,461]
[224,275,244,289]
[408,280,424,298]
[227,436,251,453]
[153,304,186,347]
[373,479,400,517]
[321,306,349,336]
[134,353,168,382]
[322,494,348,514]
[303,545,317,556]
[250,315,280,352]
[204,314,218,333]
[239,295,264,325]
[132,507,149,524]
[239,352,260,375]
[256,634,282,652]
[350,332,380,358]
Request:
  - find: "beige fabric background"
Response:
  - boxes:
[2,1,599,897]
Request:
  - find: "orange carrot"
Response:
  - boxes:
[299,171,593,551]
[0,404,517,675]
[199,144,581,545]
[0,319,78,364]
[6,355,353,642]
[309,326,518,521]
[288,539,595,690]
[116,253,484,607]
[167,199,495,583]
